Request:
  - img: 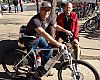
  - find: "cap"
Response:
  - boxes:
[40,1,52,8]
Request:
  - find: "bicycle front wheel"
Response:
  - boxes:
[58,60,99,80]
[2,49,33,79]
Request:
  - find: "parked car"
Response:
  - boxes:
[1,3,8,11]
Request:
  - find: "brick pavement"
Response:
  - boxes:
[0,6,100,79]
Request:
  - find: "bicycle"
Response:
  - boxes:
[2,34,100,80]
[83,13,100,33]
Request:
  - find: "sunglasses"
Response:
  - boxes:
[41,7,52,11]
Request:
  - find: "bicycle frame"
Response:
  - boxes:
[14,47,59,73]
[15,46,74,75]
[14,34,79,79]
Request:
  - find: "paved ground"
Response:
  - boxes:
[0,3,100,80]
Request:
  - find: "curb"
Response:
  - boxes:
[81,55,100,60]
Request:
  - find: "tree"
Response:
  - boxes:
[44,0,57,38]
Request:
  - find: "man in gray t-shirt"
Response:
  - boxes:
[25,13,55,37]
[23,1,72,66]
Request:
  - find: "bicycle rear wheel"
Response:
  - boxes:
[2,49,33,79]
[58,60,99,80]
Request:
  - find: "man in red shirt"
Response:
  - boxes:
[56,2,80,60]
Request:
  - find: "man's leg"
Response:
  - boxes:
[14,6,16,13]
[38,37,53,76]
[23,37,40,71]
[38,37,53,65]
[17,6,18,12]
[20,4,23,12]
[58,32,80,60]
[73,43,80,60]
[23,37,52,65]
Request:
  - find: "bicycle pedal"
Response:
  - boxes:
[18,74,26,77]
[76,72,81,79]
[76,75,80,79]
[30,71,36,75]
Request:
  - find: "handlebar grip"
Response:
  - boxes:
[61,45,65,49]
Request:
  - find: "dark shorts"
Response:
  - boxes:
[58,31,74,43]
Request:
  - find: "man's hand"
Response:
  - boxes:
[66,30,73,36]
[56,42,67,50]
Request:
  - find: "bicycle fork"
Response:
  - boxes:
[71,64,80,80]
[69,53,80,80]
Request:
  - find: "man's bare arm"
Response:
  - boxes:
[35,27,60,46]
[53,23,72,35]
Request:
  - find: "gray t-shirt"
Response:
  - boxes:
[25,13,56,37]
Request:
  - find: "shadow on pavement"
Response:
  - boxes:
[0,71,29,80]
[84,31,100,40]
[81,47,100,50]
[0,72,11,79]
[0,40,18,64]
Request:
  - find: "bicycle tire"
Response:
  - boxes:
[2,49,33,79]
[58,60,100,80]
[83,17,98,33]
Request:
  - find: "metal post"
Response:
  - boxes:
[36,0,39,13]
